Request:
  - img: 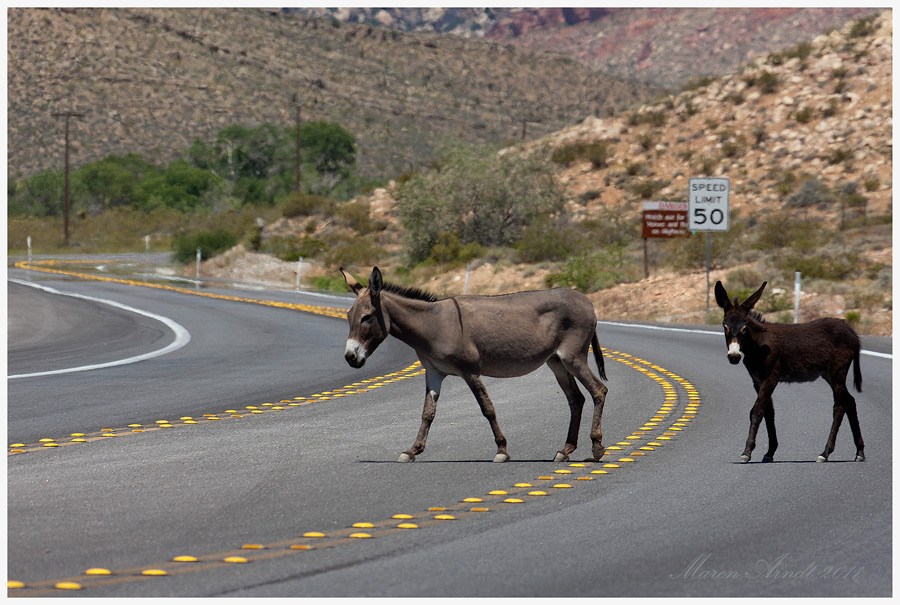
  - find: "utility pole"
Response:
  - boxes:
[51,111,84,246]
[292,93,301,194]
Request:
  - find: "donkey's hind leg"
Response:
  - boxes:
[761,403,778,463]
[546,356,585,462]
[399,369,445,462]
[844,397,865,462]
[818,399,845,463]
[819,371,864,462]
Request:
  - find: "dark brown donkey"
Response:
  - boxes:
[341,266,609,463]
[715,280,864,463]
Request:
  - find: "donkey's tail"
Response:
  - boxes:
[853,346,863,393]
[592,329,608,382]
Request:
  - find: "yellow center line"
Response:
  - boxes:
[9,347,701,595]
[13,259,349,318]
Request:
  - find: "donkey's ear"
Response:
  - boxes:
[369,266,384,297]
[340,267,364,296]
[741,281,767,311]
[714,281,731,311]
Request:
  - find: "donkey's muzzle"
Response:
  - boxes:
[727,341,742,364]
[345,339,366,368]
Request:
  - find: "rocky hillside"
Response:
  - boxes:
[200,12,892,335]
[7,7,658,180]
[295,7,881,89]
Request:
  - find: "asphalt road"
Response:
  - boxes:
[7,262,892,597]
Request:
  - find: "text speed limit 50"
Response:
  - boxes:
[688,177,730,232]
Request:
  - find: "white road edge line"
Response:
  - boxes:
[597,320,891,359]
[8,279,192,379]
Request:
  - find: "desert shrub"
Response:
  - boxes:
[427,232,485,265]
[172,229,237,263]
[849,14,878,38]
[757,71,780,94]
[681,76,716,92]
[515,218,579,263]
[727,91,746,105]
[545,246,632,293]
[753,217,823,252]
[313,274,352,293]
[264,235,327,262]
[696,155,719,174]
[637,132,655,151]
[757,290,794,314]
[579,190,602,203]
[793,106,815,124]
[720,136,745,158]
[725,267,765,290]
[335,199,376,233]
[551,141,613,168]
[628,178,668,199]
[784,178,831,208]
[825,148,854,166]
[282,193,334,218]
[323,235,382,267]
[780,253,857,281]
[752,124,767,146]
[625,161,644,176]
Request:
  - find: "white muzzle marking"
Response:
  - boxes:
[727,341,742,363]
[345,339,366,367]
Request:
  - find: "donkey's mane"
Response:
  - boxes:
[749,310,766,323]
[383,281,439,303]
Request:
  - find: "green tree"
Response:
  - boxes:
[299,121,356,188]
[77,154,159,210]
[136,160,221,211]
[15,170,65,217]
[396,142,565,263]
[216,123,291,181]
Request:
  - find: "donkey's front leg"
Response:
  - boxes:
[741,379,777,463]
[546,356,584,462]
[399,369,445,462]
[463,375,509,462]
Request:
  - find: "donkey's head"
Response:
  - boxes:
[714,280,767,364]
[341,266,389,369]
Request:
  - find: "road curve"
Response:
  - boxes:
[8,279,191,379]
[7,264,891,597]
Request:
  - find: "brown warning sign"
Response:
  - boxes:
[642,201,689,238]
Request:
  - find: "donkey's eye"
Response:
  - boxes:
[723,324,730,334]
[361,314,374,325]
[739,325,748,335]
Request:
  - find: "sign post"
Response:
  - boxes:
[641,201,688,278]
[688,177,730,318]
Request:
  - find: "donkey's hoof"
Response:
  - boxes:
[493,453,510,463]
[397,453,415,463]
[553,451,569,463]
[855,454,866,462]
[762,455,774,463]
[816,455,828,463]
[739,455,751,464]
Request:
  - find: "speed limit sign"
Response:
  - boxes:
[688,177,729,231]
